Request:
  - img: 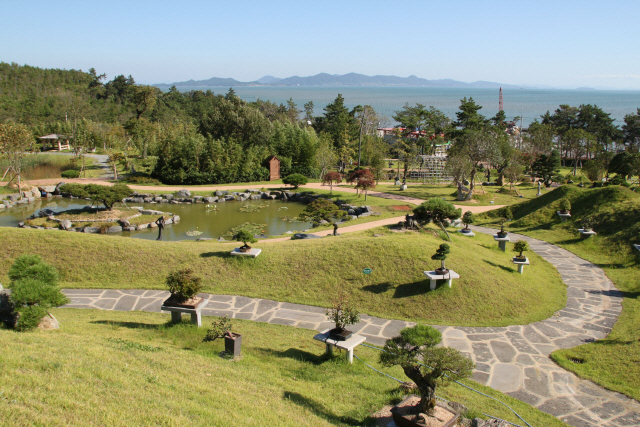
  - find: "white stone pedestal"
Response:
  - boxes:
[494,235,510,251]
[313,329,367,364]
[557,211,571,222]
[423,270,460,290]
[161,299,209,327]
[399,185,407,191]
[459,229,475,237]
[578,229,597,239]
[230,248,262,258]
[512,257,530,274]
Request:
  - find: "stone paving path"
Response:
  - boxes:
[60,225,640,427]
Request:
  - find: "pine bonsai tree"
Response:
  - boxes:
[462,211,474,230]
[380,325,474,415]
[513,240,529,260]
[413,199,461,241]
[559,198,571,213]
[236,228,258,250]
[431,243,450,273]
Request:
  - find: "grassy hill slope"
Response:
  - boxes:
[0,226,565,327]
[476,185,640,400]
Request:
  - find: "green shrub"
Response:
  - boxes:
[559,198,571,212]
[8,254,59,286]
[282,173,308,189]
[553,175,566,184]
[10,278,68,308]
[501,206,513,220]
[127,175,161,184]
[165,269,203,302]
[61,170,80,178]
[15,305,48,331]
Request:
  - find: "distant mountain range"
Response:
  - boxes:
[154,72,529,89]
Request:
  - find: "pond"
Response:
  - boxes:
[0,198,313,241]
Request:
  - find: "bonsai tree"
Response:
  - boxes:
[298,198,347,225]
[461,210,474,231]
[513,240,529,260]
[282,173,308,189]
[203,316,233,342]
[60,183,132,211]
[380,325,474,415]
[165,268,203,303]
[325,293,360,334]
[413,198,462,241]
[582,216,594,232]
[497,218,508,236]
[322,171,343,194]
[431,243,450,274]
[559,198,571,213]
[236,228,258,250]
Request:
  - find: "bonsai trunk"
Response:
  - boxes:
[403,365,437,415]
[440,260,446,271]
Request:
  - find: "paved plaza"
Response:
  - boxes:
[60,226,640,427]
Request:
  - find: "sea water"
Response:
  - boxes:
[172,86,640,127]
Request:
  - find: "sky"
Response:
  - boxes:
[2,0,639,89]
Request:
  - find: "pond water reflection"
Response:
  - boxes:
[0,198,313,241]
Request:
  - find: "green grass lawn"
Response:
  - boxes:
[474,184,640,400]
[374,183,541,206]
[0,309,569,427]
[0,225,566,327]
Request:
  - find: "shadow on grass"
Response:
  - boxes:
[484,260,515,273]
[362,282,394,294]
[199,251,232,259]
[91,319,191,330]
[283,391,371,426]
[255,347,327,365]
[393,280,432,298]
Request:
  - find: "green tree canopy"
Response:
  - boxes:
[60,183,132,211]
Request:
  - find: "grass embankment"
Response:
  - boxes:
[0,226,565,327]
[0,309,569,427]
[25,208,162,229]
[475,185,640,400]
[375,182,540,206]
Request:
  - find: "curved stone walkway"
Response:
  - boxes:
[60,225,640,427]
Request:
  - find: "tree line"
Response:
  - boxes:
[1,62,639,187]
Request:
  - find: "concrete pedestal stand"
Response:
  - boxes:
[557,211,572,222]
[512,257,530,274]
[399,184,407,191]
[423,270,460,290]
[579,229,597,239]
[494,234,510,251]
[230,248,262,258]
[161,299,209,327]
[313,329,366,364]
[459,229,475,237]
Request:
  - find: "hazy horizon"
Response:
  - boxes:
[2,0,639,90]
